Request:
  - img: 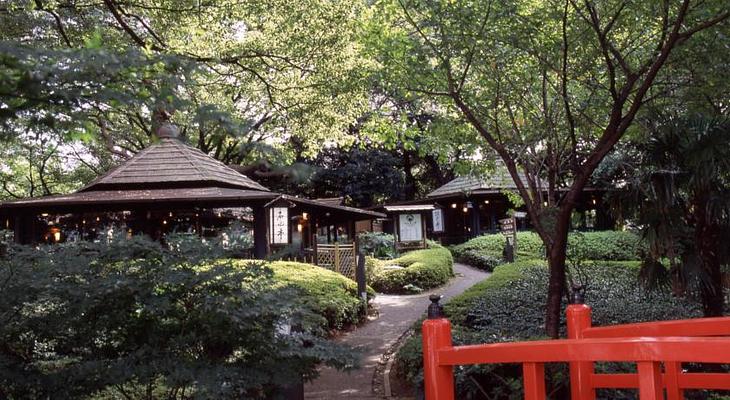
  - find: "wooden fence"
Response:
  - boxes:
[314,242,357,279]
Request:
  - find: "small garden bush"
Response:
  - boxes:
[451,230,643,270]
[396,261,701,399]
[370,246,454,294]
[232,260,374,331]
[0,237,358,399]
[358,231,397,259]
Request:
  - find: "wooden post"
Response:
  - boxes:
[470,203,480,238]
[356,251,367,303]
[422,211,428,248]
[512,216,517,255]
[313,239,319,265]
[567,302,595,400]
[334,242,340,274]
[253,206,268,259]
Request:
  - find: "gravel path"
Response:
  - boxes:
[304,263,490,399]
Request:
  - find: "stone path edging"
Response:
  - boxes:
[304,263,490,399]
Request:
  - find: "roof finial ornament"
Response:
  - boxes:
[156,123,180,139]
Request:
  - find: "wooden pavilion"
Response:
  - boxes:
[378,170,613,245]
[0,124,384,259]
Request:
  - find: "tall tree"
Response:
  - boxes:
[1,0,368,187]
[369,0,729,336]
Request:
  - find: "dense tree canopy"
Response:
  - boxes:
[0,0,373,197]
[365,0,728,336]
[0,0,728,334]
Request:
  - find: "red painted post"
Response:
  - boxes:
[566,293,596,400]
[637,361,663,400]
[522,362,546,400]
[422,295,455,400]
[664,361,684,400]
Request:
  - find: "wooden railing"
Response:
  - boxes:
[422,296,730,400]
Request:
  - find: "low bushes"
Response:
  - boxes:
[370,246,454,294]
[567,230,645,261]
[236,260,374,331]
[396,261,701,399]
[0,238,357,399]
[451,230,643,270]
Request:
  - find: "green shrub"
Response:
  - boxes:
[453,248,504,271]
[450,231,545,263]
[358,232,397,259]
[396,261,701,399]
[567,230,645,262]
[370,247,454,294]
[0,238,357,399]
[234,260,374,331]
[451,231,643,268]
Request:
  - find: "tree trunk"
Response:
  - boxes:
[541,207,573,338]
[402,150,417,200]
[696,205,725,317]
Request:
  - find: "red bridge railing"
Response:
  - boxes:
[422,295,730,400]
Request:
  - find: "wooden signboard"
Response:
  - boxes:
[500,216,518,249]
[499,217,516,236]
[396,212,427,250]
[399,213,423,242]
[432,208,444,233]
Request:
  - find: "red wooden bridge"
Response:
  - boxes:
[422,296,730,400]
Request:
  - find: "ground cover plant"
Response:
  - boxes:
[450,231,643,271]
[0,237,359,399]
[395,261,704,399]
[369,246,454,294]
[232,260,374,331]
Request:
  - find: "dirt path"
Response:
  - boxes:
[304,263,490,399]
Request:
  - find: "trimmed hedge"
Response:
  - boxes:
[396,260,701,398]
[451,230,643,270]
[370,247,454,294]
[231,260,373,331]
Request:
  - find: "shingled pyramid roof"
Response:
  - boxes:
[80,136,269,192]
[427,169,540,198]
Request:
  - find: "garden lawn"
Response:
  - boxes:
[369,246,454,294]
[395,260,702,399]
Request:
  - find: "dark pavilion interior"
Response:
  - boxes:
[0,124,384,258]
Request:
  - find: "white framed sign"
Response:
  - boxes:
[269,207,289,244]
[398,213,423,242]
[432,209,444,233]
